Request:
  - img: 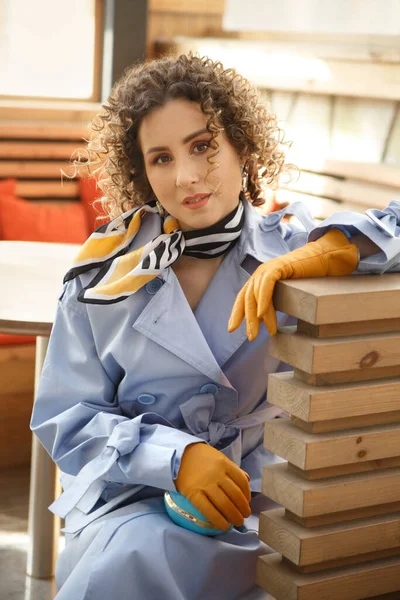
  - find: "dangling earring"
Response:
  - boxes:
[155,199,165,217]
[241,165,248,193]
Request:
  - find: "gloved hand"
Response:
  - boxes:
[175,442,251,531]
[228,228,359,341]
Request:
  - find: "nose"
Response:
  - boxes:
[175,159,200,189]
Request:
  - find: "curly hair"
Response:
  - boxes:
[72,52,293,220]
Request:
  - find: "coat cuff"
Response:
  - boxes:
[308,201,400,273]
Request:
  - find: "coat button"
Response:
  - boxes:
[199,383,218,395]
[260,212,282,231]
[145,279,163,295]
[137,394,157,405]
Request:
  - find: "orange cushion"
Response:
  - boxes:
[0,194,89,243]
[0,179,17,195]
[79,177,109,232]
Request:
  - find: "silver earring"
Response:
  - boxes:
[241,167,248,192]
[155,199,165,217]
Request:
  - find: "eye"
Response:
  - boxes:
[153,154,171,165]
[193,142,209,154]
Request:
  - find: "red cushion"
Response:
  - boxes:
[0,334,36,345]
[79,177,109,232]
[0,194,89,243]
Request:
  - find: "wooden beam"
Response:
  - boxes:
[16,181,79,199]
[159,37,400,100]
[267,372,400,422]
[273,275,400,325]
[262,462,400,518]
[286,502,400,529]
[259,509,400,567]
[149,0,224,14]
[297,318,400,338]
[256,553,400,600]
[295,365,400,386]
[0,141,78,160]
[285,171,398,210]
[289,456,400,481]
[291,411,400,434]
[269,328,400,375]
[264,419,400,470]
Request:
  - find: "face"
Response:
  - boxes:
[138,98,243,231]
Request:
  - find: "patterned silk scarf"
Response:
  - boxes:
[64,196,245,304]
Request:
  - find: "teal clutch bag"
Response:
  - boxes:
[164,491,232,536]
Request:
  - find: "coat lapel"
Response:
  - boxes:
[132,267,231,386]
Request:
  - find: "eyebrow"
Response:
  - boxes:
[145,128,210,156]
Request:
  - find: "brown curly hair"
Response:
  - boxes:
[73,52,293,220]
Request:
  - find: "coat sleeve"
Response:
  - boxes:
[30,278,204,519]
[308,200,400,273]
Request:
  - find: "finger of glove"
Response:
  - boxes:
[228,284,247,332]
[262,301,278,336]
[194,491,231,531]
[244,279,260,342]
[205,486,245,528]
[225,464,252,502]
[220,477,251,519]
[256,276,277,320]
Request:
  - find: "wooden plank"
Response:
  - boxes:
[294,159,400,189]
[295,365,400,386]
[161,37,400,100]
[291,412,400,434]
[267,372,400,422]
[0,100,100,123]
[262,462,400,518]
[0,141,79,160]
[264,419,400,470]
[275,188,368,219]
[288,457,400,481]
[286,93,332,162]
[297,318,400,338]
[286,503,400,529]
[0,161,74,179]
[273,275,400,325]
[259,508,400,566]
[256,553,400,600]
[0,121,88,140]
[283,547,400,574]
[285,170,397,210]
[16,181,79,199]
[331,97,396,163]
[269,328,400,375]
[149,0,224,14]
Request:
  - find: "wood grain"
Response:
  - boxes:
[262,462,400,517]
[269,328,400,375]
[259,508,400,566]
[273,275,400,325]
[267,372,400,422]
[264,418,400,470]
[256,552,400,600]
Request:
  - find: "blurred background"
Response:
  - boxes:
[0,1,399,598]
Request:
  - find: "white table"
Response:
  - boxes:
[0,240,79,578]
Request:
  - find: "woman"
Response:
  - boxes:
[31,53,400,599]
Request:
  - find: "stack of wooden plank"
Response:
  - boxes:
[257,274,400,600]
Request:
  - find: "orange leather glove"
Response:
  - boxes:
[175,442,251,531]
[228,228,359,341]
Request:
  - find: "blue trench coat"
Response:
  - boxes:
[31,198,400,599]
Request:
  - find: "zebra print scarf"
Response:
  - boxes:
[64,197,245,304]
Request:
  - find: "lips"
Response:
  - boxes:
[183,193,211,205]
